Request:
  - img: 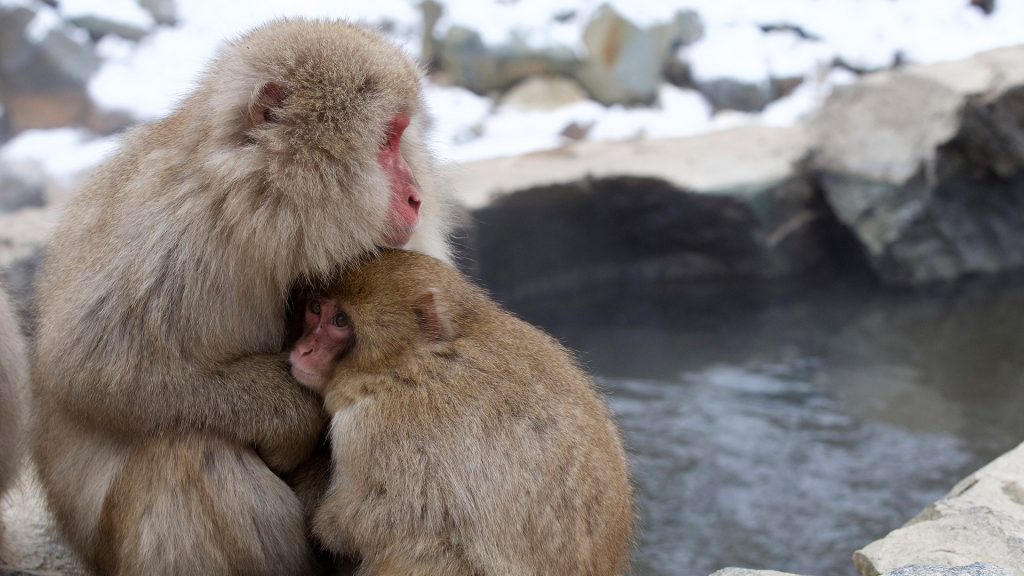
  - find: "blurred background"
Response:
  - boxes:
[1,1,1024,575]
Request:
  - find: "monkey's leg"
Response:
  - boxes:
[98,435,320,576]
[354,544,478,576]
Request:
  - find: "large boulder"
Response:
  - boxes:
[449,125,854,303]
[883,565,1012,576]
[574,5,703,105]
[0,207,53,331]
[0,162,47,213]
[498,75,589,111]
[437,26,580,95]
[852,442,1024,576]
[811,45,1024,285]
[137,0,177,26]
[708,565,811,569]
[0,5,103,139]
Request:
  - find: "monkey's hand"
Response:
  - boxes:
[232,353,329,474]
[255,384,328,474]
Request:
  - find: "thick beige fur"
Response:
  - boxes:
[32,19,452,576]
[0,281,27,557]
[312,250,634,576]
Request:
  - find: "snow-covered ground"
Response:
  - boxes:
[2,0,1023,178]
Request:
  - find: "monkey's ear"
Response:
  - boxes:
[414,288,455,342]
[247,81,290,128]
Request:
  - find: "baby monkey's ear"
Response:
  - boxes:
[414,287,455,342]
[247,81,290,128]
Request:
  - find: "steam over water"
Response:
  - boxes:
[505,277,1024,576]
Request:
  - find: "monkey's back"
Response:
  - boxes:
[0,282,26,499]
[323,299,634,575]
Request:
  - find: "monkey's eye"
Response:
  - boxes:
[309,301,321,315]
[332,312,350,328]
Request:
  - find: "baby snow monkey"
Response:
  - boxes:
[290,249,634,576]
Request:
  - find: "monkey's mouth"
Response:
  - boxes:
[290,365,325,394]
[382,226,415,248]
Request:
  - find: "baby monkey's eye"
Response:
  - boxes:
[309,300,321,315]
[332,312,350,328]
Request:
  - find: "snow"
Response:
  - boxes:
[90,0,423,120]
[1,129,120,181]
[3,0,1024,175]
[761,68,857,127]
[24,4,63,43]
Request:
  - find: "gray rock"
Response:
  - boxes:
[811,45,1024,285]
[34,28,102,88]
[708,565,811,569]
[420,0,442,69]
[67,14,149,41]
[883,564,1012,576]
[498,75,588,111]
[0,6,102,137]
[969,0,996,16]
[438,26,579,94]
[450,126,848,301]
[698,77,773,112]
[0,162,47,213]
[0,6,36,74]
[0,208,53,332]
[852,442,1024,575]
[575,5,702,105]
[137,0,177,26]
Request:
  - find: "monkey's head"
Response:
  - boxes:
[289,249,472,394]
[197,19,435,277]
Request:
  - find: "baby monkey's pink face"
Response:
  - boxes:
[289,298,352,394]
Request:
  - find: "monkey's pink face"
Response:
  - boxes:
[289,298,352,394]
[379,113,421,247]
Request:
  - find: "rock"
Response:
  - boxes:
[575,5,703,105]
[0,6,102,138]
[852,442,1024,576]
[811,46,1024,285]
[969,0,996,15]
[450,126,859,302]
[0,162,47,213]
[438,26,579,95]
[498,75,588,111]
[419,0,442,69]
[32,27,101,89]
[883,565,1012,576]
[663,53,693,88]
[708,565,811,569]
[0,7,36,74]
[66,15,148,41]
[698,77,773,112]
[137,0,177,26]
[559,120,591,141]
[0,208,54,331]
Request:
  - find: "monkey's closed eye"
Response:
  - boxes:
[332,312,349,328]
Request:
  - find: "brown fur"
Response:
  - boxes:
[311,250,634,576]
[0,281,28,556]
[32,19,452,575]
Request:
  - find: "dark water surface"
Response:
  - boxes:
[499,277,1024,576]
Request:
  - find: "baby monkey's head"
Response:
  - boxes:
[289,249,470,393]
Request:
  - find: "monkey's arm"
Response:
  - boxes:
[56,353,325,473]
